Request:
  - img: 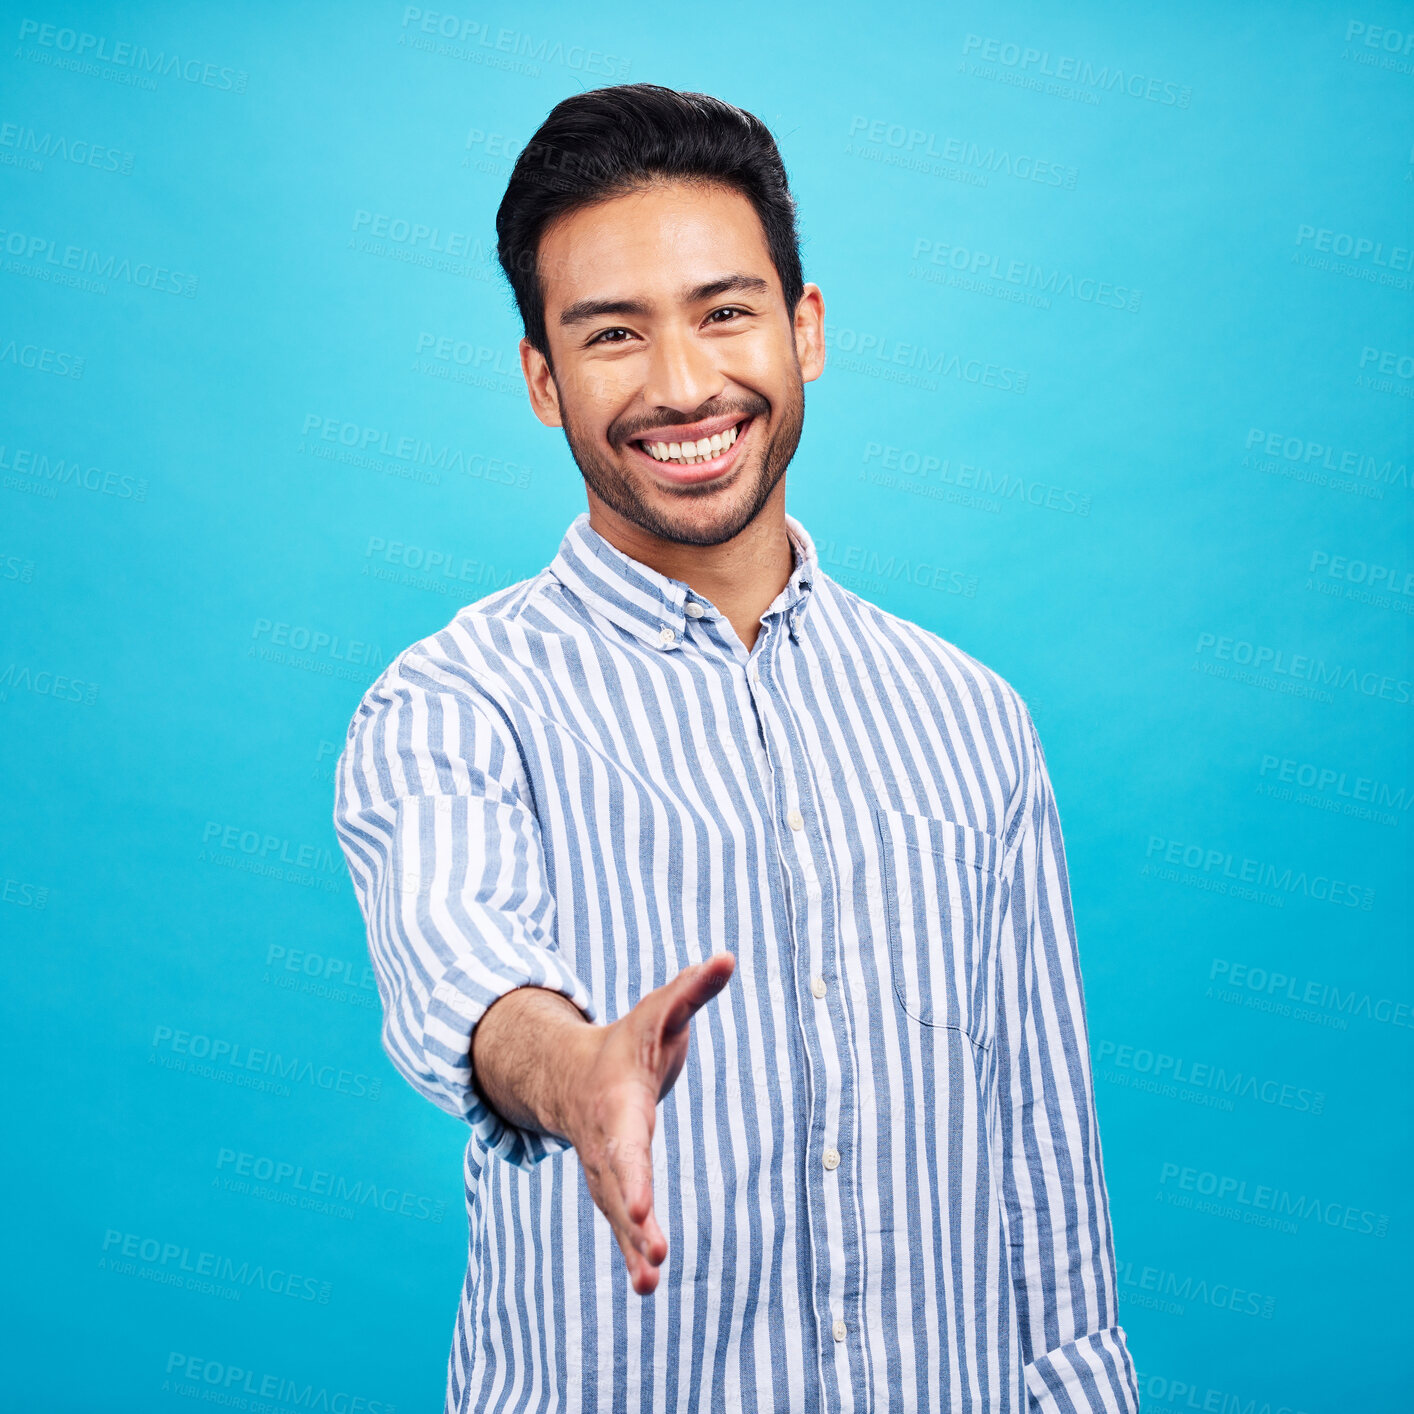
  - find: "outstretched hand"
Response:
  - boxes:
[560,951,736,1295]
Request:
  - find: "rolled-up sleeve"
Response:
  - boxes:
[332,645,598,1170]
[995,706,1139,1413]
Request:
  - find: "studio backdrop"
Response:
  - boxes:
[3,3,1409,1411]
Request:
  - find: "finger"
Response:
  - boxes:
[595,1175,662,1295]
[639,1206,666,1266]
[587,1155,651,1258]
[606,1126,658,1235]
[582,1104,660,1261]
[613,1107,671,1271]
[658,953,736,1040]
[608,1212,652,1292]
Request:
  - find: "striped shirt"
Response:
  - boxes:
[333,509,1139,1413]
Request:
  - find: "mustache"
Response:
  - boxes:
[615,398,769,444]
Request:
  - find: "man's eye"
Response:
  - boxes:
[708,306,748,324]
[588,327,633,346]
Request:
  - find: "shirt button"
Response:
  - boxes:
[749,662,760,684]
[811,976,827,998]
[658,626,676,646]
[832,1319,847,1342]
[684,602,704,618]
[786,808,804,831]
[823,1147,841,1171]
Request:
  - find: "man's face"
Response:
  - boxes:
[520,179,825,548]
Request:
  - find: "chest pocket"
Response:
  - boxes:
[872,806,1007,1051]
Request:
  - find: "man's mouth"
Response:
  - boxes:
[625,415,756,484]
[634,418,749,467]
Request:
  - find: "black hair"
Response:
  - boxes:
[495,83,804,367]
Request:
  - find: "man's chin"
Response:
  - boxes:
[628,488,755,546]
[594,467,768,547]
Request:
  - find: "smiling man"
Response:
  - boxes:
[334,84,1138,1414]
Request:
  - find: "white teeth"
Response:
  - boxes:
[643,422,741,464]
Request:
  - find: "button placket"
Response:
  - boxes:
[748,622,851,1380]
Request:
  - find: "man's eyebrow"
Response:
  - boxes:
[557,273,772,327]
[686,273,771,304]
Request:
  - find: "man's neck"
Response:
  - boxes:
[586,489,795,653]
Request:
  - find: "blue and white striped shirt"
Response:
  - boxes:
[333,509,1139,1413]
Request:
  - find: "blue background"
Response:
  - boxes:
[2,2,1410,1410]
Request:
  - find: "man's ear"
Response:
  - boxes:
[520,337,563,428]
[793,283,826,385]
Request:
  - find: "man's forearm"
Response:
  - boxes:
[471,985,596,1141]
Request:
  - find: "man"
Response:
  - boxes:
[334,83,1138,1414]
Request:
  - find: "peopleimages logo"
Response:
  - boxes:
[1209,958,1412,1033]
[1133,1369,1310,1414]
[1158,1161,1390,1238]
[0,338,85,378]
[0,121,135,175]
[1096,1039,1326,1115]
[215,1147,446,1224]
[1258,753,1411,813]
[1307,550,1414,604]
[350,208,489,260]
[100,1230,331,1304]
[1294,224,1411,271]
[813,539,978,598]
[397,7,631,80]
[202,822,346,876]
[910,237,1142,311]
[299,414,533,488]
[0,663,99,706]
[0,442,148,499]
[163,1353,396,1412]
[2,877,49,909]
[165,1351,398,1408]
[1116,1260,1275,1319]
[862,442,1092,515]
[363,535,518,594]
[14,18,249,92]
[1193,631,1412,707]
[845,116,1078,190]
[150,1026,381,1101]
[1243,427,1409,493]
[960,33,1193,107]
[1143,834,1375,910]
[0,225,199,295]
[823,323,1027,394]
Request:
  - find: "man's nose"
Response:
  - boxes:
[640,327,725,415]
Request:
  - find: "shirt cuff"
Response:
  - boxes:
[425,951,598,1171]
[1024,1327,1139,1414]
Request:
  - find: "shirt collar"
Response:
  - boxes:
[548,510,819,651]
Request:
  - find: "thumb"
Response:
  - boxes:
[656,951,736,1042]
